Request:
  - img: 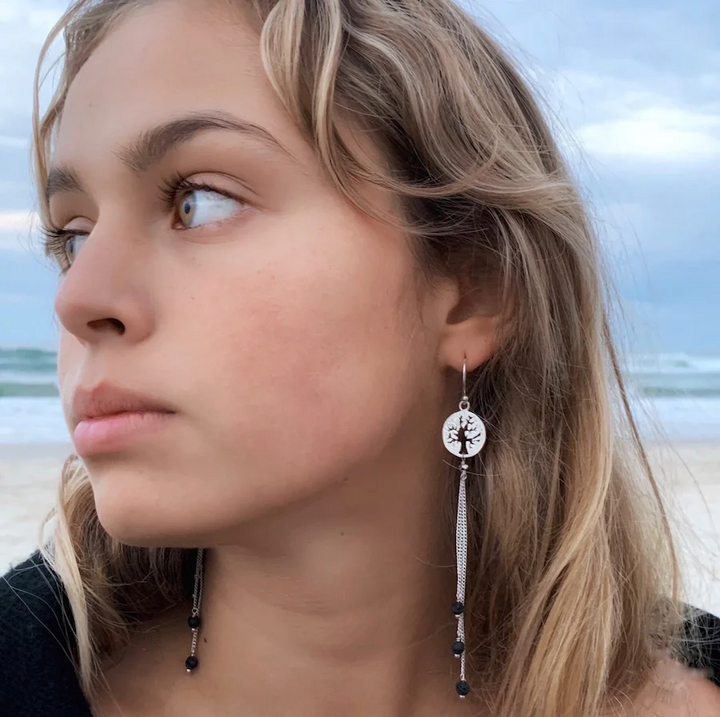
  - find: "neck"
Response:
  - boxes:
[195,538,458,716]
[189,448,464,716]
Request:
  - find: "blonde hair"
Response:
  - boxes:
[32,1,690,714]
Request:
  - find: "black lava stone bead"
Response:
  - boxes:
[188,615,201,629]
[185,655,199,671]
[456,680,470,696]
[452,640,465,655]
[451,601,464,616]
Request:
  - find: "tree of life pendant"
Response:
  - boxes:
[442,402,486,458]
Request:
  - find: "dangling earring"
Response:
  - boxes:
[442,354,487,698]
[185,546,205,672]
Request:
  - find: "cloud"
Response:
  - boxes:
[0,2,65,120]
[0,210,41,252]
[0,210,37,231]
[543,66,720,162]
[0,292,33,305]
[577,107,720,161]
[0,135,28,149]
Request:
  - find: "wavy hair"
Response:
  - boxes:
[32,1,689,714]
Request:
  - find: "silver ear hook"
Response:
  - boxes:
[462,355,468,399]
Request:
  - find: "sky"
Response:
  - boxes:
[0,0,718,353]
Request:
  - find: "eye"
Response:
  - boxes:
[176,187,245,229]
[64,234,87,264]
[42,180,248,274]
[41,227,88,273]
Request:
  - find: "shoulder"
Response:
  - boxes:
[0,549,75,653]
[680,606,720,686]
[629,657,720,716]
[629,605,720,716]
[0,550,90,716]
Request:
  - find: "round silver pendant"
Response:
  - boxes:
[442,409,486,458]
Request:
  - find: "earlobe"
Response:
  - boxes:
[421,273,502,374]
[438,294,502,374]
[438,315,499,376]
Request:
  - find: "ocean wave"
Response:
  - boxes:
[625,353,720,373]
[1,347,720,398]
[0,382,59,398]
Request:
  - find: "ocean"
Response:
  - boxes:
[1,346,720,443]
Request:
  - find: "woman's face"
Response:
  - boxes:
[51,0,455,546]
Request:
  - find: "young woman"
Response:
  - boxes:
[2,0,719,715]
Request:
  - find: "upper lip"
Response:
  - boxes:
[72,382,176,423]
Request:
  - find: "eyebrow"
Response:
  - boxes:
[45,110,298,202]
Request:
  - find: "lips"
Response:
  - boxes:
[72,409,175,456]
[69,382,178,455]
[71,381,176,425]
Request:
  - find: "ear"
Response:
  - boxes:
[428,272,503,374]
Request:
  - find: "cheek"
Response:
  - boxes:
[57,331,82,425]
[186,221,421,494]
[56,329,75,378]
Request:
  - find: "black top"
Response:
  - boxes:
[1,551,719,716]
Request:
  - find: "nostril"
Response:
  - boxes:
[89,318,125,334]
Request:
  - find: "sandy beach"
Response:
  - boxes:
[1,440,718,615]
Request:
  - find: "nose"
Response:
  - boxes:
[53,218,155,345]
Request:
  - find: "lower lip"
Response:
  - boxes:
[72,410,175,455]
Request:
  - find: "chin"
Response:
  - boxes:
[95,504,177,547]
[90,480,195,548]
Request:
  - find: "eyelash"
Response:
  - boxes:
[40,173,241,273]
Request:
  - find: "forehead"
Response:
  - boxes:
[55,0,312,165]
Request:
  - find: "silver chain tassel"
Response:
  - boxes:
[185,547,205,672]
[456,463,469,685]
[442,355,487,698]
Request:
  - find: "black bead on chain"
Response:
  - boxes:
[451,601,469,695]
[186,611,201,671]
[186,626,200,670]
